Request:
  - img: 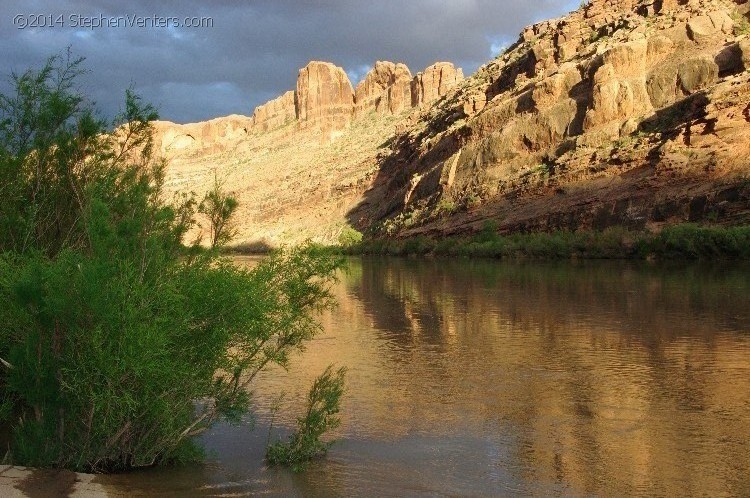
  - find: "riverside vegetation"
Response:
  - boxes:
[266,365,347,472]
[0,54,343,472]
[332,223,750,260]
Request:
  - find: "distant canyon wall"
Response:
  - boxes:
[253,60,464,140]
[153,60,463,155]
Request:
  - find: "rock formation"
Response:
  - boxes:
[386,63,415,114]
[241,60,464,139]
[739,37,750,69]
[158,58,466,152]
[411,62,464,107]
[295,61,355,138]
[154,0,750,246]
[350,0,750,238]
[251,91,295,132]
[354,61,413,116]
[152,115,252,156]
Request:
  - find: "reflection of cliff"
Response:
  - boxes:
[242,257,750,495]
[343,258,750,496]
[354,258,750,343]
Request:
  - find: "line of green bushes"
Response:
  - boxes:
[332,224,750,260]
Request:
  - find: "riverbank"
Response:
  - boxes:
[228,224,750,260]
[351,225,750,260]
[0,465,112,497]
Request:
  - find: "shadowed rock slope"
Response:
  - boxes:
[156,0,750,247]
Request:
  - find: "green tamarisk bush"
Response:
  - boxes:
[0,52,340,472]
[266,365,347,472]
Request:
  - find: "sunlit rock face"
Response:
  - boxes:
[252,91,295,132]
[348,0,750,238]
[152,115,252,156]
[354,61,414,117]
[410,62,464,107]
[154,0,750,247]
[295,61,355,140]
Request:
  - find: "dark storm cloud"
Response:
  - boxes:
[2,1,577,123]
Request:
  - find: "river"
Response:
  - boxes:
[96,257,750,496]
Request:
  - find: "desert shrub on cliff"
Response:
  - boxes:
[0,53,339,472]
[731,11,750,36]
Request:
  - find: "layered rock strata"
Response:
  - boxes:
[350,0,750,236]
[154,0,750,246]
[251,91,295,132]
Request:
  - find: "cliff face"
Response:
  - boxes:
[252,91,295,132]
[152,115,253,157]
[155,0,750,247]
[296,61,356,139]
[411,62,465,107]
[354,61,413,117]
[349,0,750,237]
[156,60,462,146]
[154,58,463,246]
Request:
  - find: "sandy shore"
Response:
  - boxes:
[0,465,115,497]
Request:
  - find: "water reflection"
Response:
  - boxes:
[100,257,750,496]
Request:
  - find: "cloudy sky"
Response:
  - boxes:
[2,1,577,123]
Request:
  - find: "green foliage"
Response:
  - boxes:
[399,236,433,255]
[476,220,500,243]
[647,224,750,260]
[732,11,750,36]
[338,226,363,247]
[334,224,750,260]
[435,197,458,217]
[0,51,162,258]
[199,173,238,249]
[0,246,337,472]
[0,54,339,472]
[266,365,346,472]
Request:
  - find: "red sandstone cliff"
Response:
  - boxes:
[154,0,750,247]
[349,0,750,237]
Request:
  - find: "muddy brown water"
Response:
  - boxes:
[47,258,750,495]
